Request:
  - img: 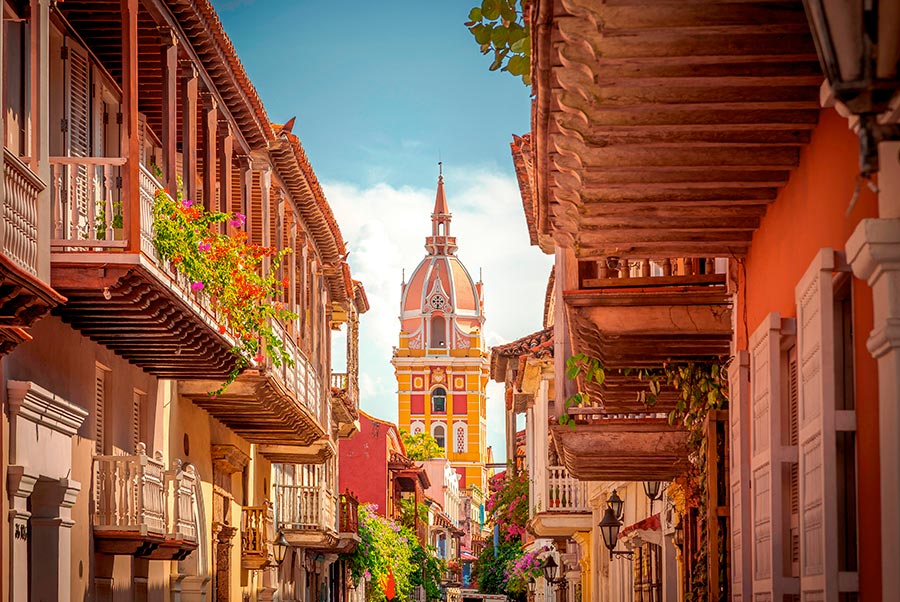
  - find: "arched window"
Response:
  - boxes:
[430,315,446,348]
[433,423,446,449]
[431,387,447,413]
[454,422,467,453]
[411,421,425,436]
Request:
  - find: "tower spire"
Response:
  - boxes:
[426,166,456,255]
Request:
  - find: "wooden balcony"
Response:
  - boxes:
[49,159,238,379]
[337,490,361,553]
[0,150,66,353]
[241,504,274,570]
[527,0,819,257]
[274,479,338,550]
[565,256,731,412]
[93,444,198,560]
[530,466,592,537]
[550,413,690,482]
[179,319,327,445]
[331,371,360,437]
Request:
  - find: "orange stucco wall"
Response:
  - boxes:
[740,108,880,599]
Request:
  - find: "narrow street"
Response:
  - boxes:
[0,1,897,601]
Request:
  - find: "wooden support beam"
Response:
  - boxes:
[160,27,178,196]
[240,156,252,234]
[260,167,272,276]
[201,94,218,213]
[121,0,140,252]
[220,125,234,216]
[181,65,198,203]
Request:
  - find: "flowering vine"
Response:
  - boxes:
[485,468,529,541]
[344,504,445,602]
[504,545,550,594]
[151,185,296,394]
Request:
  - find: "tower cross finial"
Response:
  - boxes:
[438,160,443,178]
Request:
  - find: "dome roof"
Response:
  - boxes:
[401,254,480,317]
[398,175,484,349]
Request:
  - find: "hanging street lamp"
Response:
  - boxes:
[802,0,900,175]
[598,506,633,561]
[273,530,290,566]
[606,489,624,520]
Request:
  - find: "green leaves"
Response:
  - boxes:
[400,429,443,461]
[465,0,531,86]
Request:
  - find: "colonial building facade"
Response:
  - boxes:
[393,175,490,493]
[1,1,365,601]
[501,1,899,602]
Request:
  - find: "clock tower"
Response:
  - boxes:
[393,173,489,492]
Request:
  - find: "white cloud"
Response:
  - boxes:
[323,168,553,461]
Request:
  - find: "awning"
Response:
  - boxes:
[619,513,662,547]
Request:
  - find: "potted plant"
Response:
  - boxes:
[95,199,124,240]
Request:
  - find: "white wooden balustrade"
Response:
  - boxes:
[274,480,337,532]
[94,443,167,535]
[271,318,325,422]
[49,156,126,248]
[93,443,198,541]
[546,466,589,512]
[2,150,42,276]
[168,459,198,542]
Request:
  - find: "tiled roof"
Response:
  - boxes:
[510,134,538,247]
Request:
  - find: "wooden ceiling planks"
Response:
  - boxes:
[180,375,327,446]
[532,0,821,258]
[550,418,692,481]
[51,264,238,378]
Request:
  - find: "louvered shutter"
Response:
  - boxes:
[64,40,91,238]
[788,347,801,578]
[728,350,751,602]
[795,249,838,600]
[749,313,794,598]
[94,364,108,455]
[132,390,147,452]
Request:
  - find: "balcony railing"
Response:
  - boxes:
[271,318,324,421]
[2,150,42,276]
[49,156,126,249]
[339,490,359,533]
[331,372,348,390]
[546,466,589,512]
[94,443,167,535]
[168,459,199,542]
[274,482,336,532]
[93,443,198,543]
[241,503,274,570]
[579,256,726,289]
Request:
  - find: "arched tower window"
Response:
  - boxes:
[430,315,446,348]
[432,387,447,413]
[433,423,446,450]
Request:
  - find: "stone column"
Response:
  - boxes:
[212,523,237,602]
[29,477,80,602]
[846,216,900,602]
[7,467,36,602]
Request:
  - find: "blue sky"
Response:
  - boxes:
[217,0,552,461]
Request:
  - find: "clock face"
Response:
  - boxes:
[431,294,446,310]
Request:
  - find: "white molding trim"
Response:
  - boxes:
[7,380,88,437]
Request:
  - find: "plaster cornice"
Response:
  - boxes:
[7,380,88,438]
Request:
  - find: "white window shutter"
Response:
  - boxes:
[728,350,751,602]
[65,40,90,158]
[94,364,108,455]
[750,313,793,597]
[795,249,838,600]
